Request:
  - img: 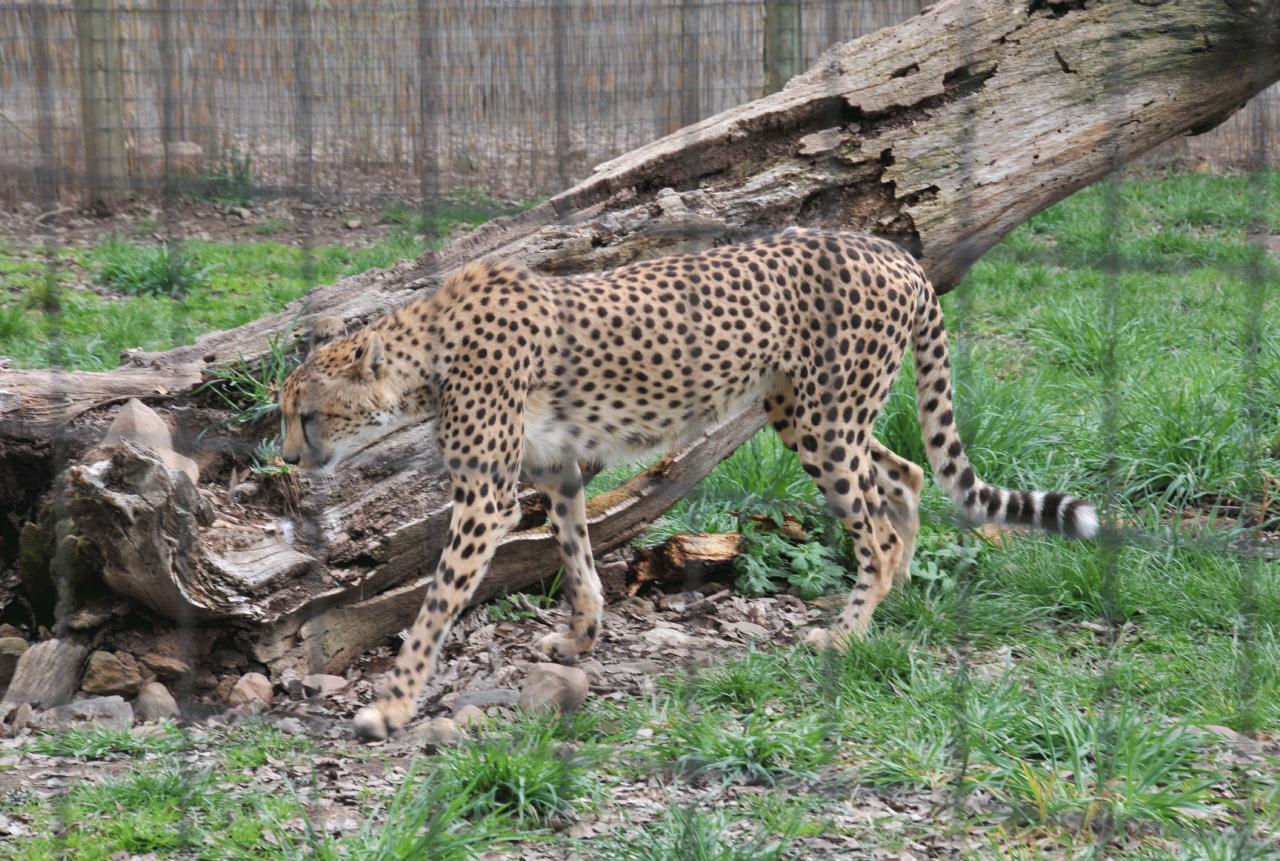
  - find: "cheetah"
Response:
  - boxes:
[278,228,1097,740]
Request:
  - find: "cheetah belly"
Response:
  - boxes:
[521,370,782,469]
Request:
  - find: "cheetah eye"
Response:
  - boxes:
[300,410,317,425]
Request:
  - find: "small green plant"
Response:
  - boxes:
[653,708,832,785]
[591,808,799,861]
[93,236,211,298]
[192,150,256,207]
[238,762,516,861]
[249,436,292,478]
[486,570,563,623]
[434,724,597,826]
[734,526,847,599]
[197,330,300,427]
[677,650,794,712]
[216,719,314,770]
[975,703,1215,833]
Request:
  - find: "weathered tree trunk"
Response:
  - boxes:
[2,0,1277,675]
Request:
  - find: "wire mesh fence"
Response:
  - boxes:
[2,0,1276,207]
[1,0,1278,858]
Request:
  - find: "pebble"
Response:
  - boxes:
[133,682,180,723]
[302,674,348,696]
[518,664,589,714]
[227,672,273,707]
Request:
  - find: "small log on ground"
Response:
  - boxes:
[629,534,745,597]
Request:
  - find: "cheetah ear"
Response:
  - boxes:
[353,333,386,381]
[309,316,345,352]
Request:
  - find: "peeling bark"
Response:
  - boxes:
[2,0,1277,672]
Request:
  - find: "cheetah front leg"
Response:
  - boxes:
[526,462,604,663]
[353,468,521,740]
[354,404,525,741]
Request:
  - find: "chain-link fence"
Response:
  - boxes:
[1,1,1277,858]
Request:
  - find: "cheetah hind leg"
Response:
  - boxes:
[766,386,917,592]
[527,462,604,664]
[869,439,923,586]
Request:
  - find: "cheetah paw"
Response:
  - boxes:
[536,629,583,665]
[353,706,391,741]
[803,628,855,652]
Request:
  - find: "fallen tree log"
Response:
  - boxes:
[2,0,1277,677]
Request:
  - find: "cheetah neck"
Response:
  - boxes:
[367,310,445,422]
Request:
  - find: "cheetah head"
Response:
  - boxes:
[278,316,404,471]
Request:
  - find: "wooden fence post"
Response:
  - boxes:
[73,0,128,213]
[764,0,802,94]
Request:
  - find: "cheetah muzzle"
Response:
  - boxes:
[278,228,1097,741]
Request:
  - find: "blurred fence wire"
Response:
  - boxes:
[1,0,1277,208]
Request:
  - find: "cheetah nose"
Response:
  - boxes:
[282,451,300,466]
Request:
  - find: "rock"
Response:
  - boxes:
[230,481,259,499]
[0,702,35,737]
[229,206,254,221]
[227,672,273,707]
[344,218,363,229]
[412,717,460,748]
[0,637,28,691]
[101,398,199,484]
[519,664,589,714]
[36,696,134,731]
[453,704,486,729]
[454,688,520,710]
[1201,724,1244,743]
[81,651,143,696]
[274,717,306,735]
[280,669,304,699]
[139,651,191,680]
[302,674,348,696]
[133,682,179,723]
[601,659,663,675]
[643,628,699,648]
[3,639,89,708]
[220,703,264,724]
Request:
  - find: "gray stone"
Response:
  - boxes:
[0,702,35,737]
[101,398,199,484]
[0,637,28,691]
[133,682,179,723]
[453,704,486,729]
[518,665,589,715]
[37,696,134,731]
[3,639,89,708]
[227,672,273,707]
[453,688,519,710]
[412,717,460,748]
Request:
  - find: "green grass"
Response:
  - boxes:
[590,808,799,861]
[2,171,1279,858]
[27,723,193,760]
[433,722,599,826]
[0,193,527,371]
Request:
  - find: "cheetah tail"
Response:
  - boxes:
[910,284,1098,540]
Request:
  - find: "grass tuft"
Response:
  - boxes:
[93,236,212,298]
